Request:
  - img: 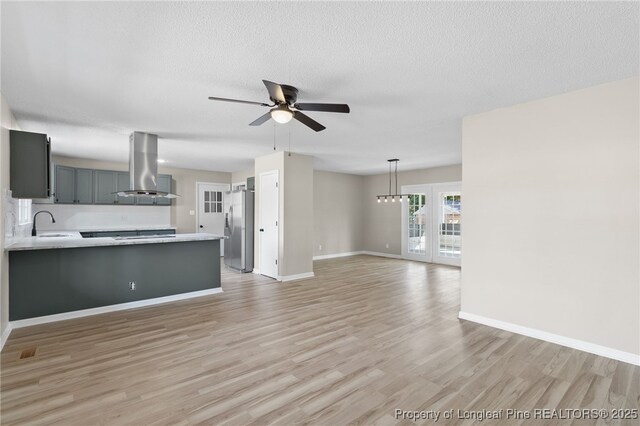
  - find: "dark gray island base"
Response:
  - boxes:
[9,239,220,321]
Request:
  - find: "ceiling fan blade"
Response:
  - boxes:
[262,80,286,104]
[293,111,326,132]
[208,96,270,107]
[294,103,350,113]
[249,112,272,126]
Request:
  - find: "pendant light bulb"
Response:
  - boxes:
[399,197,403,203]
[392,196,395,203]
[384,197,388,203]
[377,197,381,203]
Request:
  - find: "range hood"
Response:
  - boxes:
[116,132,179,198]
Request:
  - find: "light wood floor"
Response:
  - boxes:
[1,255,638,425]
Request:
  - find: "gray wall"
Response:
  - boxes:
[461,77,639,356]
[313,171,365,257]
[363,165,462,255]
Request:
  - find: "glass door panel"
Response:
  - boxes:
[401,184,431,262]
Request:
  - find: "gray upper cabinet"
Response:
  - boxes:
[156,175,172,206]
[75,168,94,204]
[54,165,171,206]
[116,172,135,205]
[54,165,94,204]
[54,165,75,203]
[94,170,116,204]
[10,130,52,199]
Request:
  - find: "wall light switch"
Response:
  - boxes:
[319,244,322,251]
[385,243,389,249]
[189,210,195,216]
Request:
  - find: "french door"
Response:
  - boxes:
[401,182,462,266]
[401,185,431,262]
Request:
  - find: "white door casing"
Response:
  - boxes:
[259,170,279,279]
[196,182,230,255]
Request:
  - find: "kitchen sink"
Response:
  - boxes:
[38,233,74,238]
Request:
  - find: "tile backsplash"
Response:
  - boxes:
[4,190,31,240]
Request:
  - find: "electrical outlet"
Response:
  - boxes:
[385,243,389,249]
[189,210,195,216]
[128,281,136,291]
[319,244,322,251]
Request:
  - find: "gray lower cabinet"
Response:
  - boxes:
[54,165,94,204]
[9,239,220,321]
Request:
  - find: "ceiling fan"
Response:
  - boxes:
[208,80,350,132]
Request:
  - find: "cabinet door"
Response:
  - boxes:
[10,130,51,199]
[156,174,172,206]
[54,165,75,204]
[94,170,116,204]
[75,168,94,204]
[116,172,135,205]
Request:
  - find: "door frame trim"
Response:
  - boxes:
[258,170,280,279]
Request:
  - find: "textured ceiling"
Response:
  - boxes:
[1,2,638,175]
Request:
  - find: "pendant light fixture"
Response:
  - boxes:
[376,159,410,203]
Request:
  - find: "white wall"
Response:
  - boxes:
[0,93,20,346]
[32,204,170,231]
[461,77,639,358]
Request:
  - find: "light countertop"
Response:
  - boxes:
[5,232,224,252]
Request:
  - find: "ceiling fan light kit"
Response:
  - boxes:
[376,159,411,204]
[208,79,350,132]
[270,105,293,124]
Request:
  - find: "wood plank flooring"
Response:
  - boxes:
[1,255,638,425]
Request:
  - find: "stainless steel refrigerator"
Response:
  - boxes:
[223,189,254,272]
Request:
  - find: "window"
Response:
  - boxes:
[204,191,222,213]
[18,199,32,225]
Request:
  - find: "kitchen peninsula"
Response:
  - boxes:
[6,232,223,322]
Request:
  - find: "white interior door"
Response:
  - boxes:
[401,184,432,262]
[259,171,279,279]
[197,182,230,255]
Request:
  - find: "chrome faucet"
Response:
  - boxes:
[32,211,56,236]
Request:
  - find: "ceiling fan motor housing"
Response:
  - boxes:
[278,84,299,105]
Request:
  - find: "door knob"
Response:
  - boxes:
[259,228,264,232]
[199,225,203,228]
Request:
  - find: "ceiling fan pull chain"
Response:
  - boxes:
[273,122,276,151]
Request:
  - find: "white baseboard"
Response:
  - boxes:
[0,323,13,352]
[279,272,315,282]
[11,288,224,329]
[458,311,640,366]
[361,251,402,259]
[313,251,364,260]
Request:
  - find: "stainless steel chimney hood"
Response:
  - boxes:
[116,132,179,198]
